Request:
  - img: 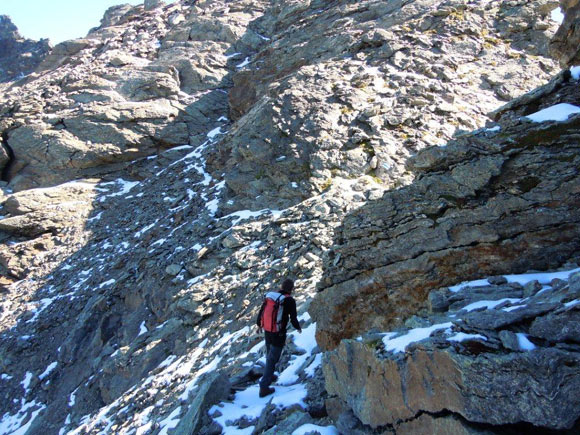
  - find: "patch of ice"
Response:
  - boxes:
[26,297,55,323]
[1,373,13,380]
[157,406,181,435]
[0,401,46,435]
[485,125,501,132]
[304,353,322,378]
[565,299,580,308]
[383,323,453,353]
[220,208,283,226]
[206,198,219,215]
[447,332,487,342]
[278,354,309,385]
[524,103,580,123]
[211,384,308,434]
[138,322,148,336]
[502,304,527,312]
[516,333,536,351]
[69,388,78,407]
[236,57,250,68]
[39,362,57,381]
[449,267,580,293]
[100,179,140,201]
[21,372,33,390]
[207,126,223,139]
[571,66,580,80]
[291,323,317,354]
[135,221,158,238]
[461,298,521,312]
[503,268,580,286]
[449,278,490,293]
[98,279,116,289]
[551,7,564,24]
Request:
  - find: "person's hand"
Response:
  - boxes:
[298,329,302,334]
[257,326,263,334]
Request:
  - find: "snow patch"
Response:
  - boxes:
[516,333,536,351]
[447,332,487,342]
[524,103,580,123]
[39,362,57,381]
[236,57,250,68]
[382,323,453,353]
[551,7,564,24]
[461,298,521,312]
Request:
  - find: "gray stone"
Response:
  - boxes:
[165,264,182,276]
[524,280,543,297]
[261,410,312,435]
[173,372,230,435]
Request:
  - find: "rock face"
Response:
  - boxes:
[311,75,580,350]
[323,269,580,432]
[0,0,577,434]
[550,0,580,66]
[215,0,562,212]
[0,15,50,82]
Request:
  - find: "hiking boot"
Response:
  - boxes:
[259,386,275,398]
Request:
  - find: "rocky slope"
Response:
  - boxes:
[0,0,577,434]
[0,16,50,83]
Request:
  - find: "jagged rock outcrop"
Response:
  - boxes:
[323,269,580,432]
[0,0,268,192]
[311,74,580,350]
[0,15,50,82]
[550,0,580,66]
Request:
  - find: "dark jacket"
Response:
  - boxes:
[256,292,301,346]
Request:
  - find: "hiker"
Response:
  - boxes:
[256,278,302,398]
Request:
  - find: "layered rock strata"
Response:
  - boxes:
[323,269,580,432]
[311,75,580,350]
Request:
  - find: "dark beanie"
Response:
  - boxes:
[281,279,294,294]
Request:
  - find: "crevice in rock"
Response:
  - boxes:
[1,130,15,183]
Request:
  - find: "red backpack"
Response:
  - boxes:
[260,292,286,333]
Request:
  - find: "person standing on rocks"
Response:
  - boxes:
[256,278,302,398]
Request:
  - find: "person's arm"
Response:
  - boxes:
[256,301,266,329]
[287,297,301,332]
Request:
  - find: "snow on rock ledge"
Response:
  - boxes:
[323,268,580,432]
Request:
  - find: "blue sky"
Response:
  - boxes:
[0,0,145,44]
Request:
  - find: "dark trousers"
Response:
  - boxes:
[260,333,285,389]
